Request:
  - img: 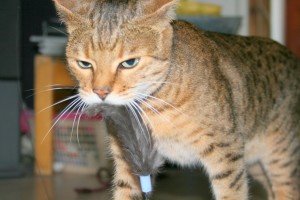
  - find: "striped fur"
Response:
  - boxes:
[53,0,300,199]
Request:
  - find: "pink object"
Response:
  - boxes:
[55,112,103,121]
[20,109,34,135]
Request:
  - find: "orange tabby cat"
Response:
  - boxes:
[53,0,300,199]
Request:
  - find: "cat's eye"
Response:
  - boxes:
[119,58,140,69]
[77,60,93,69]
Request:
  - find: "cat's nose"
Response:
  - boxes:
[93,86,112,101]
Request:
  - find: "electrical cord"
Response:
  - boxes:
[74,167,112,194]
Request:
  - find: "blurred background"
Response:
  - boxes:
[0,0,299,199]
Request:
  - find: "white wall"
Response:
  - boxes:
[270,0,286,44]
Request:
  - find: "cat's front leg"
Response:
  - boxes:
[201,139,248,200]
[109,135,142,200]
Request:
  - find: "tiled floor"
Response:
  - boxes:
[0,165,267,200]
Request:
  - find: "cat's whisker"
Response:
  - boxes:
[134,94,179,132]
[75,103,88,147]
[25,86,77,99]
[136,92,189,118]
[41,96,82,144]
[138,92,214,129]
[132,96,153,128]
[130,101,153,146]
[49,25,68,36]
[69,107,81,143]
[37,84,78,90]
[132,97,156,129]
[46,83,76,88]
[70,101,89,141]
[65,100,87,143]
[126,103,145,135]
[25,84,63,91]
[37,94,80,114]
[25,85,77,93]
[44,96,81,130]
[135,97,160,116]
[132,102,154,136]
[126,102,150,145]
[55,97,82,121]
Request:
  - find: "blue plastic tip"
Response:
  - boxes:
[139,175,152,193]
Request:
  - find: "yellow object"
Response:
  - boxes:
[176,0,222,16]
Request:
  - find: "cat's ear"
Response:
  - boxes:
[137,0,178,29]
[52,0,89,33]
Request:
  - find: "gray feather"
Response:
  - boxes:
[86,104,163,176]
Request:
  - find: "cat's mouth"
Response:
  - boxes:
[79,89,132,106]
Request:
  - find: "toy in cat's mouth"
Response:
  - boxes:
[85,104,162,197]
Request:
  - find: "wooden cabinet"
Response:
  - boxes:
[286,0,300,59]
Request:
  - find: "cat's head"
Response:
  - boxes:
[53,0,177,106]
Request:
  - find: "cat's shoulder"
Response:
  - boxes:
[172,20,297,61]
[172,19,276,48]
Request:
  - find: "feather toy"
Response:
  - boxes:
[92,105,163,198]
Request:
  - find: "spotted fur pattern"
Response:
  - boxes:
[53,0,300,199]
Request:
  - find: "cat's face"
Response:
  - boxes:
[54,0,177,106]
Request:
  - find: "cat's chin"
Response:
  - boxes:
[80,92,102,105]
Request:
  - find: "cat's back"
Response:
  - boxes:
[171,20,300,135]
[172,20,300,73]
[171,20,300,103]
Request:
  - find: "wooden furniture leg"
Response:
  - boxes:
[34,55,74,175]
